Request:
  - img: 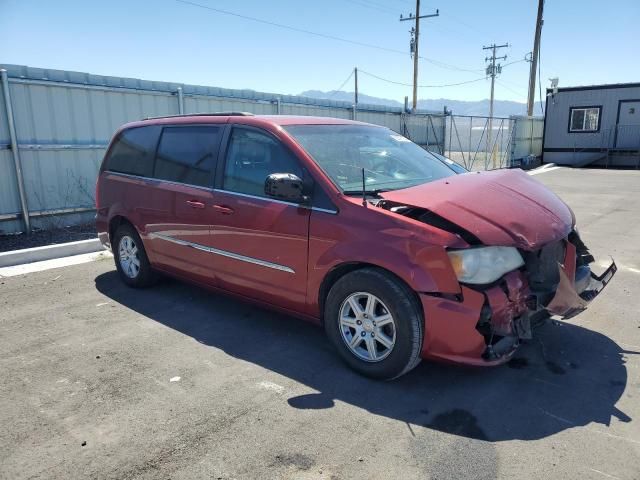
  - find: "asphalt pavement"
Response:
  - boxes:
[1,167,638,479]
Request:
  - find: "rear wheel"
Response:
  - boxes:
[324,268,423,380]
[112,224,156,288]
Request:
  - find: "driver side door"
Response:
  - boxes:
[209,126,311,313]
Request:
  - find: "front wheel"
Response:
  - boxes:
[324,268,423,380]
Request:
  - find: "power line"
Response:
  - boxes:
[492,57,532,100]
[327,69,355,98]
[343,0,396,15]
[495,79,526,98]
[498,76,529,91]
[445,13,493,39]
[424,57,484,73]
[174,0,481,74]
[356,0,398,14]
[501,58,528,68]
[174,0,406,55]
[364,0,400,10]
[435,10,494,41]
[359,69,486,88]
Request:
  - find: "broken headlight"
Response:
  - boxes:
[447,246,524,284]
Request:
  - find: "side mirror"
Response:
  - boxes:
[264,173,308,204]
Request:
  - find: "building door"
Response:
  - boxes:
[615,100,640,149]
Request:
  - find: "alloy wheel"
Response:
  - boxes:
[118,235,141,279]
[339,292,397,362]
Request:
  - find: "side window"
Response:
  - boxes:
[569,106,601,132]
[154,126,221,187]
[223,128,303,197]
[104,126,160,177]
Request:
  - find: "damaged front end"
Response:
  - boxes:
[375,198,616,365]
[478,230,617,360]
[466,232,616,362]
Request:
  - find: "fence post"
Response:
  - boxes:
[509,117,517,166]
[447,113,452,158]
[442,115,447,156]
[177,87,184,114]
[424,116,430,151]
[352,104,357,121]
[468,116,473,165]
[275,97,281,115]
[529,117,534,157]
[1,69,31,234]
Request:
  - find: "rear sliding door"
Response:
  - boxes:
[142,125,223,285]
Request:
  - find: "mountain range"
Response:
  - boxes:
[299,90,545,117]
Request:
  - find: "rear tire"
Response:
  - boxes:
[324,268,423,380]
[112,223,157,288]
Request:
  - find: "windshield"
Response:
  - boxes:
[428,151,468,174]
[284,125,458,193]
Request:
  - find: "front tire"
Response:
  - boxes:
[112,224,156,288]
[324,268,423,380]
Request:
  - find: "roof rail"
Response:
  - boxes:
[143,111,255,120]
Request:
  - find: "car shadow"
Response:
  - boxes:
[95,271,634,442]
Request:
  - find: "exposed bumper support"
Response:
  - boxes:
[546,260,617,319]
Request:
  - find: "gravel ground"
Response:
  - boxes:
[0,167,638,479]
[0,222,97,253]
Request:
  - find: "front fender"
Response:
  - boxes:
[318,239,461,294]
[306,231,462,318]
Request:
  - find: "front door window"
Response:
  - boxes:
[223,128,303,198]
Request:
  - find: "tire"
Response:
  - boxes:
[324,267,423,380]
[112,223,157,288]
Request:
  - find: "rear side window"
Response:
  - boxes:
[104,126,160,177]
[154,126,222,187]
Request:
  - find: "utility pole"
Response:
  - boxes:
[354,67,358,106]
[527,0,544,116]
[400,1,439,112]
[483,43,508,168]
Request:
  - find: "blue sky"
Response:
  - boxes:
[1,0,638,103]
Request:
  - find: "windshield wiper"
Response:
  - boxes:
[342,188,390,196]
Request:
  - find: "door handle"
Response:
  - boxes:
[212,204,234,215]
[186,200,205,209]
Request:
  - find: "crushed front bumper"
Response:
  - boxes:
[420,236,617,366]
[546,260,617,319]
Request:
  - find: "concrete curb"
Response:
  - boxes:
[0,238,105,268]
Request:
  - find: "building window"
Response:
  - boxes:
[569,107,601,132]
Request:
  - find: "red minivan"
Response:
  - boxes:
[96,113,616,379]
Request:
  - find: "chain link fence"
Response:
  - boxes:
[444,114,543,171]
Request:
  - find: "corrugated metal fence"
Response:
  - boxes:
[0,64,541,234]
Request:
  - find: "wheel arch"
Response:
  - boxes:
[317,262,423,326]
[109,215,135,243]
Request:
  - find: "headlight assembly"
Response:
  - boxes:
[447,246,524,284]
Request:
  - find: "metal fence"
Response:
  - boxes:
[0,64,540,234]
[444,114,544,171]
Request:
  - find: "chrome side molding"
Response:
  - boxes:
[150,232,295,274]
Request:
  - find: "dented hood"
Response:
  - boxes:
[380,169,573,250]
